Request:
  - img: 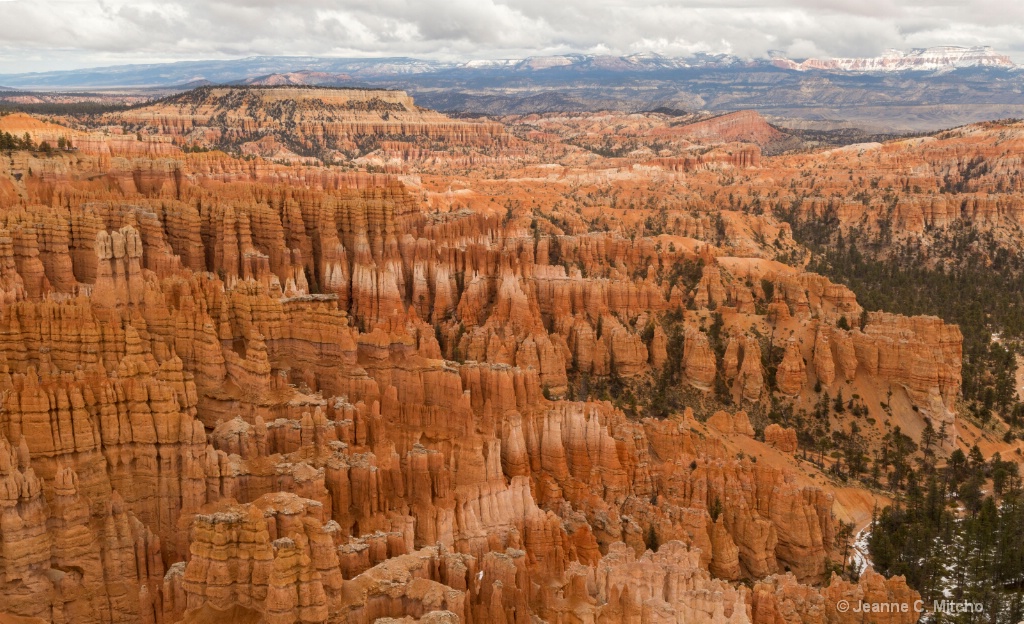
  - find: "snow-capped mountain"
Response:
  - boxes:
[0,47,1019,90]
[772,46,1016,72]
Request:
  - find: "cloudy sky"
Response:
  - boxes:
[1,0,1023,73]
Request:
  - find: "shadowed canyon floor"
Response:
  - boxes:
[0,86,1020,624]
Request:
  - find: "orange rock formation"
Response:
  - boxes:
[0,91,957,624]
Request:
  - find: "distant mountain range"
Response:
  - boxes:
[2,47,1024,132]
[770,46,1015,72]
[0,47,1018,90]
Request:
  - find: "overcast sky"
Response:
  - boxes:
[1,0,1023,74]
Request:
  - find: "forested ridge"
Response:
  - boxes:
[780,206,1024,433]
[781,206,1024,621]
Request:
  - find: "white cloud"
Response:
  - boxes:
[0,0,1022,73]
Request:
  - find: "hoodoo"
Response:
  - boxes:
[0,56,1020,623]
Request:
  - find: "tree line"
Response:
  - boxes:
[0,131,72,153]
[869,440,1024,623]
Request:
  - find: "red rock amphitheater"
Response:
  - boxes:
[2,86,1009,624]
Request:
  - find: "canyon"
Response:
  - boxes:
[0,85,1016,624]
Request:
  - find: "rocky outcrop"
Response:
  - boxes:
[708,410,755,436]
[833,330,859,382]
[854,313,962,418]
[109,87,506,162]
[752,569,919,624]
[685,329,718,390]
[0,436,165,624]
[552,541,750,623]
[674,110,785,147]
[176,494,343,623]
[737,336,764,402]
[764,424,798,454]
[776,339,807,396]
[813,326,836,388]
